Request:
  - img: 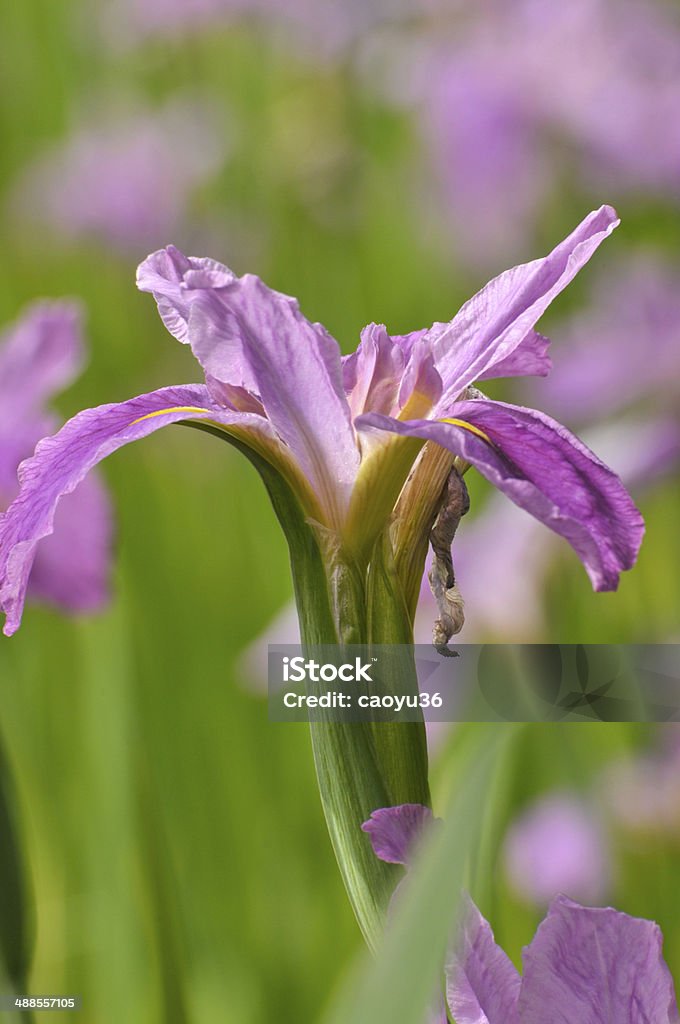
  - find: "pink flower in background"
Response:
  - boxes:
[502,793,609,907]
[536,256,680,423]
[388,0,680,266]
[11,101,226,253]
[0,303,111,616]
[105,0,414,59]
[602,726,680,837]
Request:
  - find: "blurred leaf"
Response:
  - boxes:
[324,725,517,1024]
[0,737,33,992]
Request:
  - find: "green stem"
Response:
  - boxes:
[183,422,432,949]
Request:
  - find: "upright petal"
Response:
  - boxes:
[476,331,551,382]
[137,247,244,373]
[0,301,83,418]
[356,399,644,591]
[0,384,278,636]
[361,804,434,866]
[430,207,619,403]
[445,897,521,1024]
[520,895,680,1023]
[398,340,443,417]
[343,323,405,418]
[138,248,360,521]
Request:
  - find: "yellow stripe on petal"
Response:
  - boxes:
[129,406,213,426]
[439,417,492,444]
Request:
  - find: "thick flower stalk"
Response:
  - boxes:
[364,804,680,1023]
[0,207,643,945]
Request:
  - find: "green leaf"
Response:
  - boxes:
[324,726,518,1024]
[0,736,33,993]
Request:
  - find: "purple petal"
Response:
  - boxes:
[398,339,443,414]
[520,895,680,1023]
[344,323,405,418]
[136,246,239,356]
[361,804,434,865]
[138,248,360,518]
[0,384,274,636]
[356,399,644,591]
[477,331,551,382]
[429,207,619,403]
[445,896,521,1024]
[0,301,83,418]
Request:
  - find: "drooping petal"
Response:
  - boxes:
[138,248,360,521]
[429,206,619,403]
[361,804,434,866]
[445,896,521,1024]
[0,384,279,636]
[519,895,680,1023]
[0,301,84,418]
[356,399,644,591]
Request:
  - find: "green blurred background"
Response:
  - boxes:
[0,2,679,1021]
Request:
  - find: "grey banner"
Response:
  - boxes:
[268,644,680,723]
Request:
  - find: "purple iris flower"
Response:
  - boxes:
[0,207,643,636]
[363,803,680,1023]
[0,302,111,617]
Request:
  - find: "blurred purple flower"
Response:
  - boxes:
[395,0,680,266]
[106,0,412,59]
[364,802,679,1023]
[11,101,225,253]
[0,303,111,616]
[537,256,680,423]
[602,726,680,836]
[0,207,643,636]
[502,793,609,907]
